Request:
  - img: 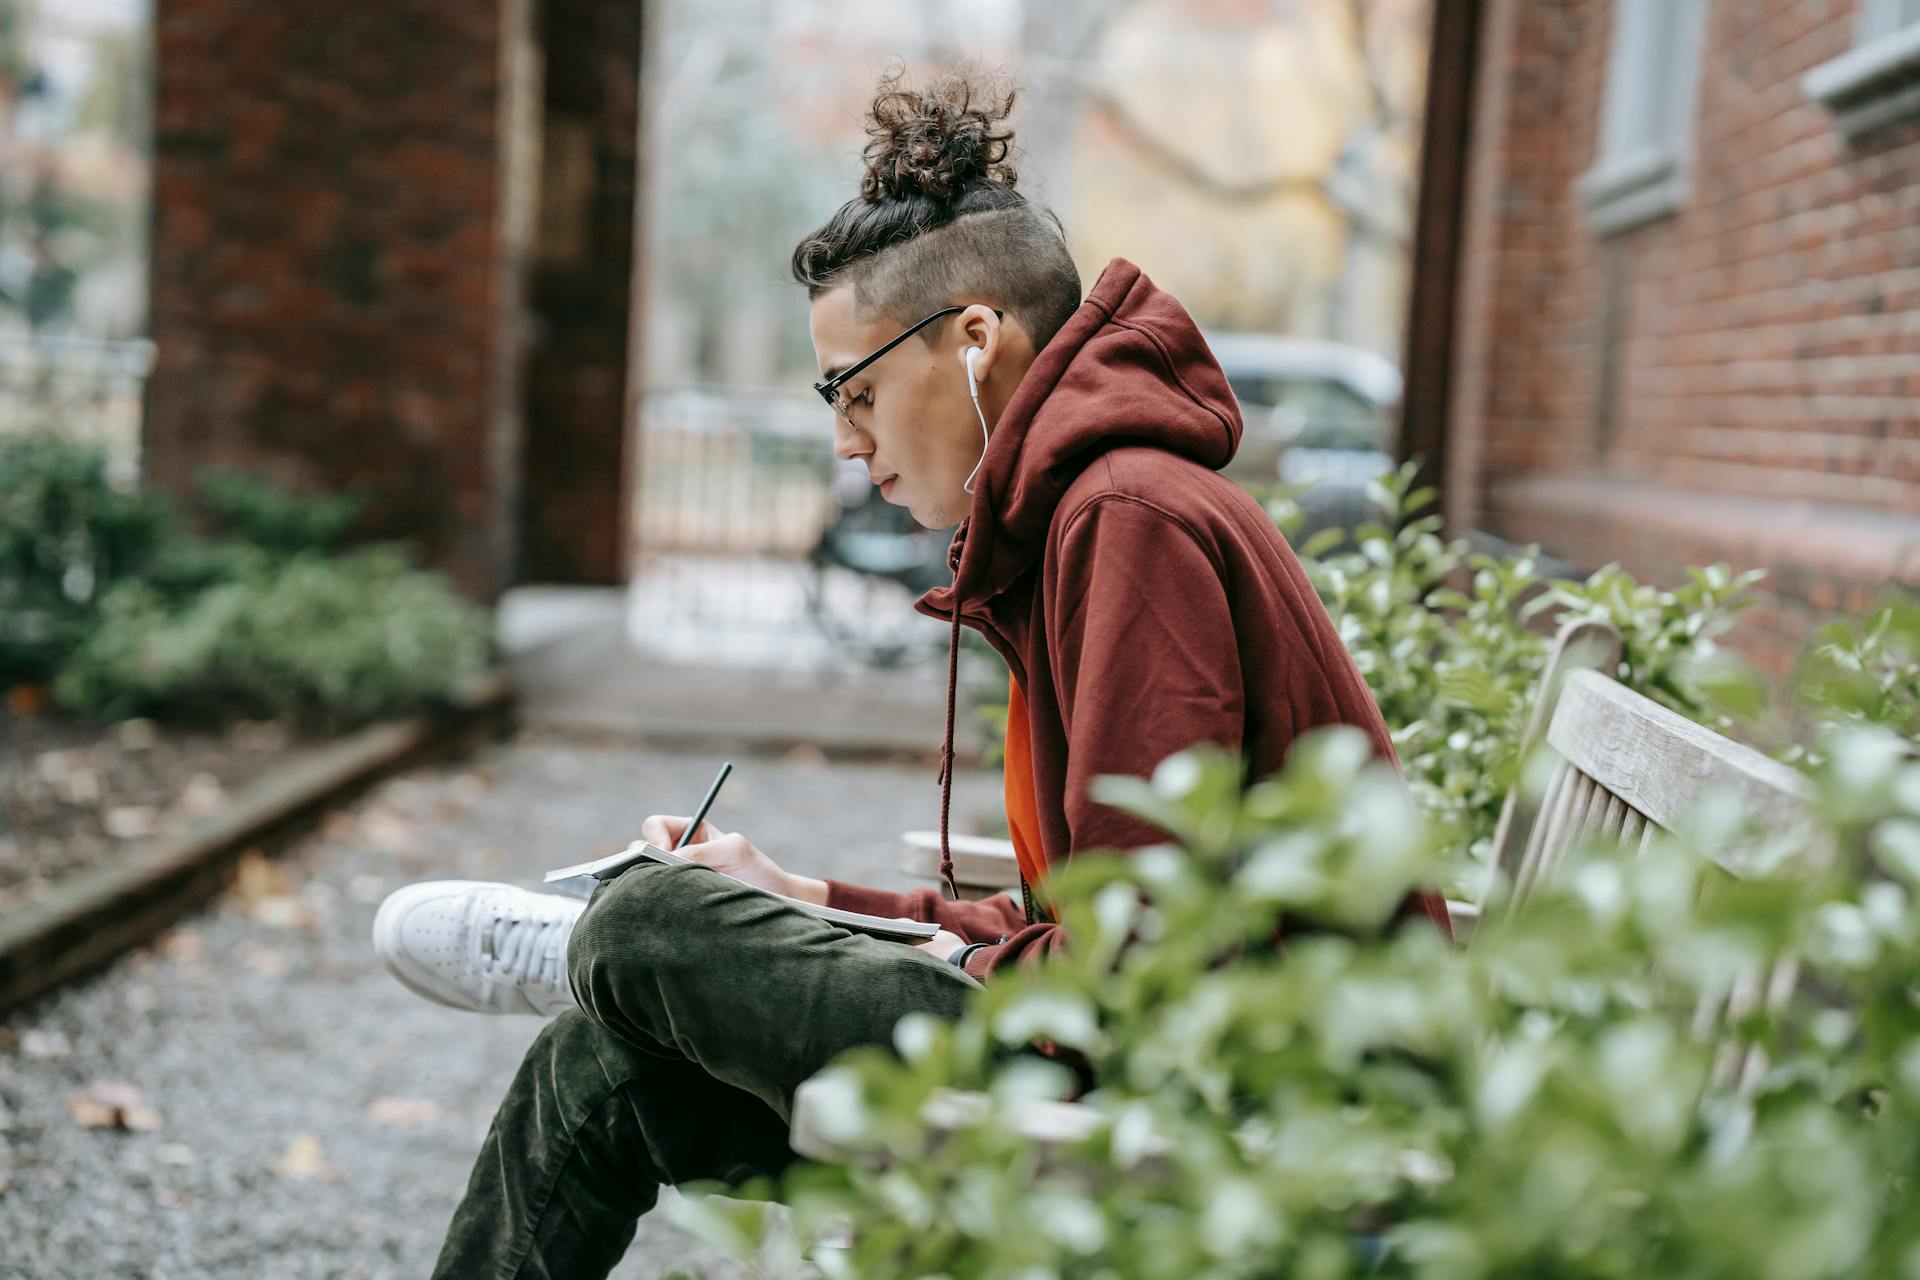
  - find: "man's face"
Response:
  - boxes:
[808,287,1027,530]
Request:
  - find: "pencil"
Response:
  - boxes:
[673,761,732,850]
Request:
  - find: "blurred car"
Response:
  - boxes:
[1201,330,1401,539]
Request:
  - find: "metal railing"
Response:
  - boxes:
[635,385,840,556]
[0,334,155,483]
[630,384,954,672]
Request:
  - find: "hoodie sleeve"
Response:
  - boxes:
[970,495,1245,979]
[820,878,1027,942]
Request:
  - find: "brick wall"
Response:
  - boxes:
[1445,0,1920,674]
[145,0,642,599]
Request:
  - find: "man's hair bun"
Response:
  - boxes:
[792,62,1081,354]
[860,64,1018,205]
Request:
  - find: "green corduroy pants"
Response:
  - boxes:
[429,860,984,1280]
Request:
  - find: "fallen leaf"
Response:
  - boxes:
[155,928,206,964]
[269,1132,337,1181]
[21,1029,71,1060]
[173,773,227,817]
[232,851,293,905]
[251,894,316,931]
[359,807,420,854]
[104,806,158,840]
[231,856,321,929]
[66,1096,116,1128]
[67,1081,163,1132]
[368,1096,442,1127]
[5,682,48,716]
[448,771,492,804]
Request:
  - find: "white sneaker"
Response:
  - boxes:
[372,880,584,1016]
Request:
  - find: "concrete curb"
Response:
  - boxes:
[0,671,517,1018]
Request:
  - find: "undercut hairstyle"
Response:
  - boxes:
[790,64,1084,353]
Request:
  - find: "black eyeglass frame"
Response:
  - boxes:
[813,305,1004,417]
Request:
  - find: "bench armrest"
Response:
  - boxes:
[898,829,1022,894]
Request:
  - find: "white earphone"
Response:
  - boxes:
[962,346,989,494]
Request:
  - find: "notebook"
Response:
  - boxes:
[543,840,939,943]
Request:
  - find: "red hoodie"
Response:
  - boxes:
[824,257,1452,980]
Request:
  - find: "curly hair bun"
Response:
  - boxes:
[860,64,1019,205]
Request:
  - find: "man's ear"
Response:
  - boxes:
[957,304,1001,379]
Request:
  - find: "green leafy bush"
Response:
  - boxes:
[1799,600,1920,743]
[1275,465,1761,895]
[0,433,171,685]
[55,547,492,728]
[0,433,492,727]
[676,687,1920,1278]
[195,467,367,557]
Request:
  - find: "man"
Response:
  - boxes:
[374,70,1447,1278]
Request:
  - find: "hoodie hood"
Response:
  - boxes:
[918,256,1244,621]
[920,257,1244,906]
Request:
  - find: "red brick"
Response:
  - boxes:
[146,0,643,596]
[1440,0,1920,669]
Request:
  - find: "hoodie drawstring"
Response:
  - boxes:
[937,604,963,901]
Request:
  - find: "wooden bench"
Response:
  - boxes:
[790,618,1813,1161]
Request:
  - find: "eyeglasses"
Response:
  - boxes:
[813,305,1004,421]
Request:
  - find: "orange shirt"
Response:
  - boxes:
[1004,673,1048,895]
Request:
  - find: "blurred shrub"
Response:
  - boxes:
[195,467,366,557]
[0,433,171,686]
[56,547,491,728]
[1276,464,1760,896]
[0,433,492,727]
[1797,599,1920,743]
[677,651,1920,1278]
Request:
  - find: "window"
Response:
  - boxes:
[1804,0,1920,138]
[1575,0,1711,236]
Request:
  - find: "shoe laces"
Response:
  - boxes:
[473,892,574,1000]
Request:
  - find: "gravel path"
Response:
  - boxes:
[0,731,1001,1280]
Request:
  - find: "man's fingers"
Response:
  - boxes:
[640,814,698,848]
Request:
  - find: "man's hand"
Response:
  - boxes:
[915,928,968,963]
[637,815,828,905]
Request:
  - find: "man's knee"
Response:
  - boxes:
[516,1009,616,1107]
[566,864,712,1006]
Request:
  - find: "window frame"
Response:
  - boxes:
[1804,0,1920,139]
[1575,0,1711,238]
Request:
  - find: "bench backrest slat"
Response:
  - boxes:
[1489,625,1815,1103]
[1543,668,1810,869]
